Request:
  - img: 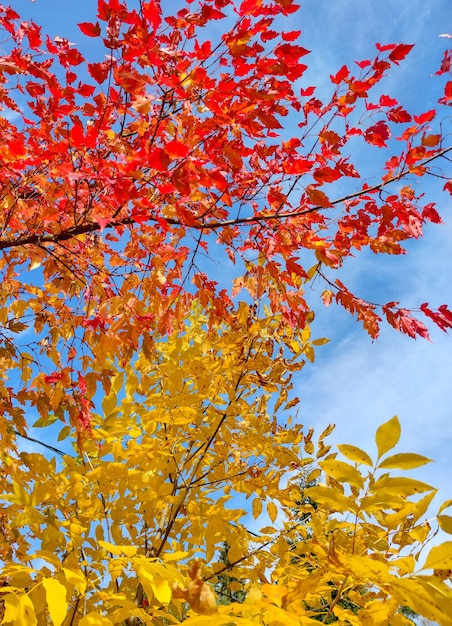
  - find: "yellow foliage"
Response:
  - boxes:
[0,305,451,626]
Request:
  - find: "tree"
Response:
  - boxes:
[0,0,451,624]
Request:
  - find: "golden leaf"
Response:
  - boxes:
[375,416,401,458]
[42,579,67,626]
[79,612,114,625]
[378,452,432,470]
[422,542,452,571]
[252,497,263,520]
[337,443,373,467]
[319,458,364,489]
[438,515,452,534]
[267,501,278,524]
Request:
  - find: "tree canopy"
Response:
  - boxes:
[0,1,451,624]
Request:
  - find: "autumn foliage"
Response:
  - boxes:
[0,0,452,624]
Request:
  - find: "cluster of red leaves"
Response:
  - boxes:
[0,0,451,431]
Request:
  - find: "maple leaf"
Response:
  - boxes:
[78,22,101,37]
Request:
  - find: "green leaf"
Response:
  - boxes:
[378,452,432,470]
[337,443,373,467]
[375,416,401,458]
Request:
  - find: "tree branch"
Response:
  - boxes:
[0,146,449,252]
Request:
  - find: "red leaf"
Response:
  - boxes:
[44,372,64,385]
[380,94,398,107]
[414,110,436,124]
[284,158,313,175]
[306,185,332,208]
[286,257,307,277]
[330,65,349,85]
[313,166,341,184]
[389,43,414,64]
[22,22,42,49]
[387,106,412,123]
[436,49,452,75]
[319,130,341,145]
[148,147,170,172]
[439,80,452,104]
[422,203,442,223]
[88,61,111,83]
[421,303,452,332]
[165,140,190,158]
[142,1,162,30]
[238,0,263,16]
[282,30,301,42]
[300,86,315,97]
[399,313,429,339]
[376,43,397,52]
[78,21,101,37]
[365,120,390,147]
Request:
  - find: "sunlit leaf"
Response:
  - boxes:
[422,542,452,571]
[42,579,67,626]
[337,444,373,467]
[378,452,432,470]
[376,416,401,458]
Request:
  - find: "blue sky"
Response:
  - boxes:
[11,0,452,528]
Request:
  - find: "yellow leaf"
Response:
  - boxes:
[344,554,390,581]
[237,301,249,325]
[306,485,356,513]
[422,542,452,571]
[98,540,137,557]
[371,475,434,496]
[252,497,263,520]
[102,390,117,416]
[439,499,452,515]
[182,617,257,626]
[389,579,452,626]
[319,423,335,441]
[19,594,37,626]
[99,540,123,556]
[311,337,330,346]
[151,572,172,604]
[42,579,67,626]
[79,612,114,626]
[319,458,364,489]
[378,452,432,470]
[112,371,124,393]
[267,501,278,524]
[3,593,21,623]
[413,490,437,522]
[375,416,401,458]
[391,555,415,576]
[162,550,189,562]
[121,545,138,557]
[438,515,452,534]
[337,443,372,467]
[62,567,87,594]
